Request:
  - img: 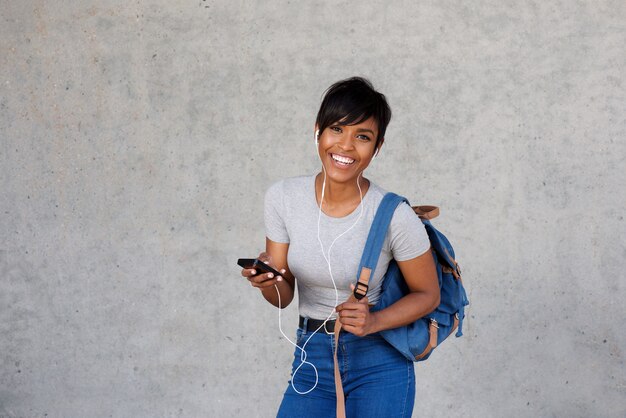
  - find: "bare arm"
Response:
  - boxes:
[336,249,439,336]
[240,238,295,308]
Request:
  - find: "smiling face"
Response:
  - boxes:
[316,117,381,185]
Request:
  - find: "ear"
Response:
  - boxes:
[374,137,384,156]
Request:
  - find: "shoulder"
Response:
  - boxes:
[363,180,387,208]
[364,181,414,220]
[265,175,315,217]
[393,200,419,223]
[384,193,430,260]
[266,175,313,197]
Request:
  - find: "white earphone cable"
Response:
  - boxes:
[274,165,363,395]
[274,130,365,394]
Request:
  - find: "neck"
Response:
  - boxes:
[315,171,369,209]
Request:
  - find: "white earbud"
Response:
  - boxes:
[315,129,320,143]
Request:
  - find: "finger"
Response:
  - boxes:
[250,278,279,289]
[338,302,366,312]
[261,259,282,279]
[339,320,364,333]
[342,324,365,337]
[338,309,365,321]
[250,272,276,283]
[337,301,361,310]
[241,268,257,278]
[255,278,280,288]
[244,269,269,280]
[249,273,279,287]
[255,271,283,283]
[335,302,352,312]
[251,269,281,280]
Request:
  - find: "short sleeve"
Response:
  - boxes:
[264,180,290,243]
[388,202,430,261]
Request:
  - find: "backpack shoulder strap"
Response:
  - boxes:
[353,192,408,300]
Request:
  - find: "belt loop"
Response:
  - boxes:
[302,317,308,335]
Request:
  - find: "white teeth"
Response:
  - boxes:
[331,154,355,164]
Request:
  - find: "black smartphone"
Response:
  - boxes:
[237,258,283,277]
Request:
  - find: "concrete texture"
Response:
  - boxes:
[1,1,625,417]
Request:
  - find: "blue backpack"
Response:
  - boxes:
[353,192,469,361]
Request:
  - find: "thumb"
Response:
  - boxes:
[258,252,269,262]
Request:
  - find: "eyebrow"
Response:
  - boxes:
[356,128,376,135]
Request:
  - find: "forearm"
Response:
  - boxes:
[369,291,439,334]
[260,278,294,308]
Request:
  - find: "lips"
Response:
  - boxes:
[330,153,355,166]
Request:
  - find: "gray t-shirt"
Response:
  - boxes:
[264,174,430,320]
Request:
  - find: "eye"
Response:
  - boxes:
[330,126,342,133]
[356,134,371,141]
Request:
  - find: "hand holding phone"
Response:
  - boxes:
[238,257,285,288]
[237,258,282,277]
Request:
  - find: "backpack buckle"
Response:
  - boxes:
[353,281,369,300]
[455,263,462,279]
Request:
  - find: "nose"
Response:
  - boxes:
[337,130,355,150]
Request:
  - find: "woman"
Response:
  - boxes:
[241,77,439,418]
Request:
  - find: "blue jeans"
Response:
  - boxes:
[277,324,415,418]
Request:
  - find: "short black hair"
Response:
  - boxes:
[315,77,392,150]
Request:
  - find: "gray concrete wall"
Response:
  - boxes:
[1,1,625,417]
